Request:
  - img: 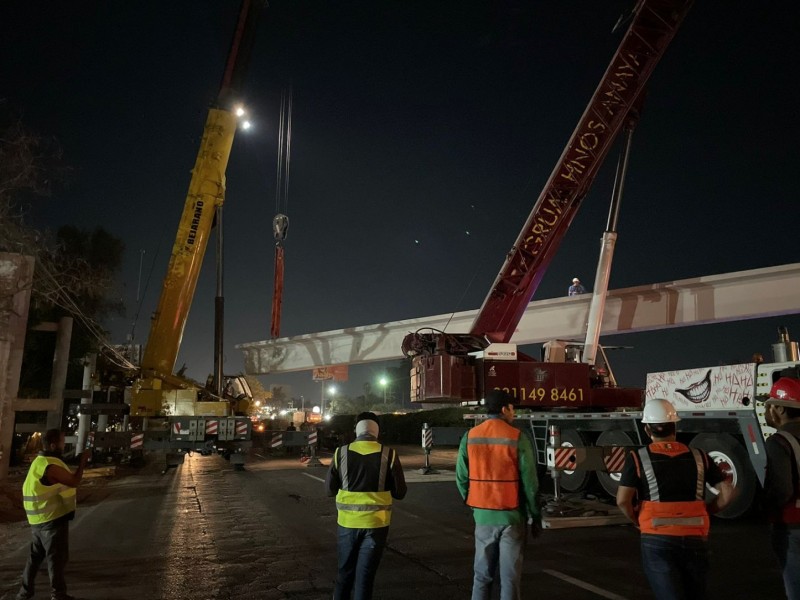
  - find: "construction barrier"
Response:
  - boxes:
[130,433,144,450]
[418,424,468,475]
[305,430,322,467]
[422,426,433,450]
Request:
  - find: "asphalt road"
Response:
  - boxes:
[0,450,786,600]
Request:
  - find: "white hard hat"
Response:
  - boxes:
[642,398,680,424]
[572,277,580,283]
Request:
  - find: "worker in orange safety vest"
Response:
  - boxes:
[616,398,734,600]
[763,377,800,600]
[456,389,540,600]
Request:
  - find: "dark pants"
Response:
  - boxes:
[640,534,709,600]
[17,519,70,600]
[334,525,389,600]
[771,526,800,600]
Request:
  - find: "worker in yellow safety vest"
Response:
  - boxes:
[14,429,90,600]
[325,412,407,600]
[616,399,734,600]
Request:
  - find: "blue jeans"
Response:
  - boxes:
[640,534,709,600]
[771,526,800,600]
[334,526,389,600]
[472,524,525,600]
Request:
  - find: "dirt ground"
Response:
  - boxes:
[0,460,151,556]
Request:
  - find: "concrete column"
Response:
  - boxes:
[76,353,96,452]
[46,316,73,431]
[0,254,35,481]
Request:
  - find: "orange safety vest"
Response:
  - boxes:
[635,443,710,537]
[774,431,800,525]
[466,418,521,510]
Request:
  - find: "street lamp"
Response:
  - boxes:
[379,377,388,404]
[322,383,338,417]
[327,385,338,415]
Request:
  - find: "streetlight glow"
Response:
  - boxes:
[235,106,246,117]
[379,376,389,404]
[241,120,252,130]
[329,385,337,395]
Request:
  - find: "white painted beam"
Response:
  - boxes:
[237,263,800,375]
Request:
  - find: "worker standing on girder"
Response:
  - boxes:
[616,399,734,600]
[568,277,586,296]
[14,429,90,600]
[763,377,800,600]
[456,389,541,600]
[325,412,407,600]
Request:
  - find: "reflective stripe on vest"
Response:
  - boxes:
[22,455,77,525]
[637,445,710,537]
[466,419,520,510]
[775,431,800,524]
[335,443,394,528]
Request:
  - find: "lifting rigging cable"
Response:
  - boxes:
[270,86,292,338]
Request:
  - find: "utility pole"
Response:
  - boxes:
[46,317,73,430]
[0,254,35,482]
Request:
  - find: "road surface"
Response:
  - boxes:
[0,449,785,599]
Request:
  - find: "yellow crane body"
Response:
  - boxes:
[134,108,238,417]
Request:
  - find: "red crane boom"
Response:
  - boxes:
[403,0,694,404]
[472,0,693,342]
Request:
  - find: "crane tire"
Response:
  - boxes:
[689,433,756,519]
[555,429,593,493]
[596,430,637,497]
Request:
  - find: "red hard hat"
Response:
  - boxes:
[766,377,800,408]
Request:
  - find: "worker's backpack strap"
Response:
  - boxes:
[637,447,660,501]
[690,448,705,500]
[339,444,350,491]
[378,445,391,492]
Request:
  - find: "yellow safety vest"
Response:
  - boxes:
[22,455,77,525]
[335,440,394,529]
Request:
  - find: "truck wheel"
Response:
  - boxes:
[689,433,756,519]
[556,430,593,493]
[596,430,636,497]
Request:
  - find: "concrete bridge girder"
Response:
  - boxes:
[236,263,800,375]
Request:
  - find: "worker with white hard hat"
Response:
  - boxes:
[616,398,734,600]
[763,377,800,600]
[568,277,586,296]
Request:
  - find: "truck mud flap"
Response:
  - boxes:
[165,452,185,468]
[230,453,246,471]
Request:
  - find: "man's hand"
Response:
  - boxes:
[528,517,542,540]
[80,449,91,467]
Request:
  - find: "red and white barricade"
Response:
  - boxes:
[553,447,577,470]
[603,446,627,473]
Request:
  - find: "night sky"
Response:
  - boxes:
[2,0,799,404]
